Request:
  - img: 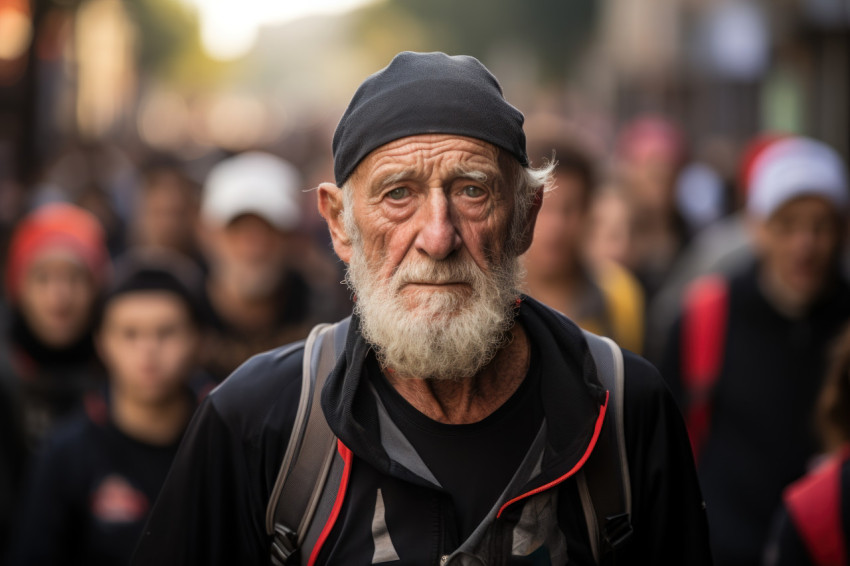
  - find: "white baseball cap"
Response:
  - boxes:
[747,136,848,219]
[201,151,302,231]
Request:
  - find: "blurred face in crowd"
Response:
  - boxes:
[524,171,588,278]
[98,291,198,405]
[585,188,633,267]
[624,150,678,213]
[755,196,843,309]
[17,249,97,348]
[203,214,291,301]
[320,134,542,380]
[136,171,198,253]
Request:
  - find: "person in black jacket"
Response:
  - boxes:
[9,249,211,566]
[133,51,711,565]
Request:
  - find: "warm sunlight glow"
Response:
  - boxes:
[183,0,377,60]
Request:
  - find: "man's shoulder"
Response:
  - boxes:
[206,340,306,431]
[620,349,669,404]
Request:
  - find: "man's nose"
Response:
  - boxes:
[414,192,462,260]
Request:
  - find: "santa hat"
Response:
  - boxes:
[747,136,848,219]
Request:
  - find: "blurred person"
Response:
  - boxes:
[32,141,139,257]
[660,136,850,566]
[584,182,636,269]
[523,139,645,354]
[645,133,789,364]
[8,248,209,566]
[129,157,201,261]
[196,151,328,381]
[616,115,689,301]
[0,202,110,445]
[764,322,850,565]
[134,51,710,565]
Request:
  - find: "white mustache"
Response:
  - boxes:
[393,258,479,289]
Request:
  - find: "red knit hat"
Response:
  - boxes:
[737,132,788,197]
[5,203,110,302]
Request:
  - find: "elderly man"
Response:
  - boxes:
[133,52,709,565]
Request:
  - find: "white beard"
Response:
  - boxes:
[345,228,522,381]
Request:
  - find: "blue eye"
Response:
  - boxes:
[462,185,485,198]
[387,187,409,200]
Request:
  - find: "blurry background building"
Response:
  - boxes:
[0,0,847,194]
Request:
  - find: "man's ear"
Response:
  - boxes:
[515,187,545,255]
[318,182,352,263]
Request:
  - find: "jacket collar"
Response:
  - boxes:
[320,295,607,487]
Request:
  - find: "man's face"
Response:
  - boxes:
[321,134,539,379]
[18,250,97,348]
[756,196,843,307]
[204,214,290,300]
[524,171,588,277]
[98,291,198,405]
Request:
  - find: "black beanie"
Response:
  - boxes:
[332,51,529,186]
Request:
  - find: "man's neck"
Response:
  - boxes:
[385,324,530,424]
[207,279,277,331]
[111,387,192,446]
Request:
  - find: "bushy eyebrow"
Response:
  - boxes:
[370,163,497,195]
[450,165,491,184]
[376,170,415,191]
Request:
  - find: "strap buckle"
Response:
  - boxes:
[271,524,299,565]
[603,512,633,550]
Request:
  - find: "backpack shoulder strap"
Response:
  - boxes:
[681,274,729,463]
[266,317,350,566]
[577,330,633,565]
[783,448,849,566]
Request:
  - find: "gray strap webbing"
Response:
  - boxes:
[577,331,632,564]
[266,318,350,565]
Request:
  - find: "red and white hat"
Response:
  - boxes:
[747,136,848,219]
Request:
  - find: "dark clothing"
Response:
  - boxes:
[0,311,104,445]
[134,296,710,565]
[368,345,545,542]
[0,366,25,562]
[8,386,200,566]
[661,261,850,566]
[764,453,850,566]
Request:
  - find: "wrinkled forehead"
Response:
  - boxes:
[346,134,515,190]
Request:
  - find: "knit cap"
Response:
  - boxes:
[5,203,110,301]
[332,51,528,185]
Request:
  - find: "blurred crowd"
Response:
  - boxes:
[0,111,848,565]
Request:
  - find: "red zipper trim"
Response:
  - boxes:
[307,440,354,566]
[496,390,609,518]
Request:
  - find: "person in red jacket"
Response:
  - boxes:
[764,322,850,565]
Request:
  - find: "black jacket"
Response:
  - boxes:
[8,389,188,566]
[133,297,711,565]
